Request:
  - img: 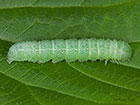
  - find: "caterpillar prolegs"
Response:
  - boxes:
[7,39,132,64]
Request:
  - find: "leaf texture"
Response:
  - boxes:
[0,0,140,105]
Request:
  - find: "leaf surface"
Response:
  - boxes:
[0,0,140,105]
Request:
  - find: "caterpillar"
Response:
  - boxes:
[7,39,132,64]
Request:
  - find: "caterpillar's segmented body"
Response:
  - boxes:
[7,39,132,64]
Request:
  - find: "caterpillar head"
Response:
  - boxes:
[120,42,132,61]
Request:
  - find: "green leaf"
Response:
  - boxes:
[0,0,133,8]
[0,0,140,105]
[0,0,140,42]
[0,73,40,105]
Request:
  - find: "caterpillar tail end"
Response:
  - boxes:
[105,60,108,65]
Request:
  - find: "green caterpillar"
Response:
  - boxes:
[7,39,132,64]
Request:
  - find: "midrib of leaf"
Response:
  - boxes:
[119,62,140,70]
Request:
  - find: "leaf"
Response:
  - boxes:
[0,0,140,105]
[0,0,140,42]
[0,0,133,8]
[0,73,40,105]
[29,86,99,105]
